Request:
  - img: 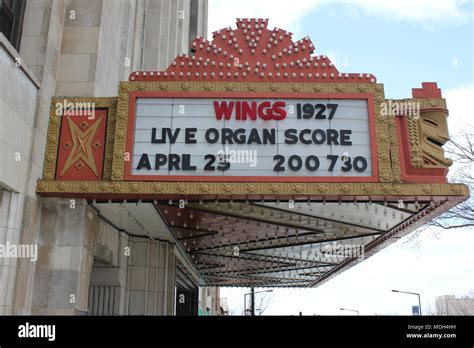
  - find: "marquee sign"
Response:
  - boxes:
[35,17,468,290]
[37,17,463,198]
[127,93,377,181]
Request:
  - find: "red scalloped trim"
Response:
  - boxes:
[129,18,376,83]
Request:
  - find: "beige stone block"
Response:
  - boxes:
[31,307,77,315]
[55,81,94,96]
[39,6,52,37]
[61,26,99,54]
[31,128,46,167]
[37,70,56,110]
[27,0,48,9]
[131,240,148,266]
[157,242,168,267]
[146,292,156,315]
[156,268,167,292]
[80,247,94,272]
[78,271,91,309]
[19,36,46,66]
[145,13,161,32]
[57,53,91,81]
[43,43,60,80]
[149,242,158,267]
[0,45,39,116]
[147,267,157,291]
[48,270,80,309]
[65,0,102,27]
[130,266,148,291]
[35,98,51,136]
[0,101,33,160]
[28,65,44,82]
[156,291,165,314]
[142,31,159,70]
[0,145,29,193]
[0,198,10,229]
[19,196,41,244]
[36,245,53,270]
[129,290,146,315]
[24,163,43,198]
[22,8,45,36]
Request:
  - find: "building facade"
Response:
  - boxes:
[435,295,474,315]
[0,2,469,318]
[1,0,209,315]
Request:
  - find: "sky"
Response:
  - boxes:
[207,0,474,315]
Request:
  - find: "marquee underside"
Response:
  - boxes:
[90,194,463,288]
[37,18,469,289]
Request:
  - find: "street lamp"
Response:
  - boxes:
[392,289,422,316]
[339,307,359,315]
[244,289,273,316]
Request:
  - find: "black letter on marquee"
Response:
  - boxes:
[185,128,197,144]
[326,129,339,145]
[205,128,219,143]
[151,128,165,143]
[299,129,312,144]
[234,128,246,144]
[182,154,196,170]
[221,128,234,144]
[155,154,167,169]
[340,129,352,145]
[262,129,276,144]
[168,154,181,170]
[284,129,298,144]
[312,129,326,144]
[136,153,152,170]
[247,129,262,145]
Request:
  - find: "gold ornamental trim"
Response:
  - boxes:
[43,97,118,181]
[111,81,395,182]
[41,81,456,195]
[36,180,469,198]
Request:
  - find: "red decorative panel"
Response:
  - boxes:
[412,82,442,99]
[56,110,107,181]
[129,18,376,84]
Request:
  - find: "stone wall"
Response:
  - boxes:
[0,0,208,315]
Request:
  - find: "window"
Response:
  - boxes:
[0,0,26,50]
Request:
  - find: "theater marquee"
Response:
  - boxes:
[36,17,468,289]
[127,94,377,181]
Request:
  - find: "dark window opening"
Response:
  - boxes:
[188,0,199,53]
[0,0,26,50]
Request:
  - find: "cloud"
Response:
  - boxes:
[444,84,474,132]
[207,0,321,39]
[207,0,471,37]
[345,0,470,26]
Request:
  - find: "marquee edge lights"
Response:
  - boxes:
[128,18,376,83]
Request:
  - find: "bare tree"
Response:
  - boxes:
[434,291,474,315]
[430,127,474,229]
[255,292,273,315]
[401,127,473,246]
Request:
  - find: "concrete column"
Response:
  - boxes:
[166,245,176,315]
[31,198,97,315]
[88,226,129,315]
[142,0,206,71]
[126,237,176,315]
[2,0,66,315]
[0,191,24,315]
